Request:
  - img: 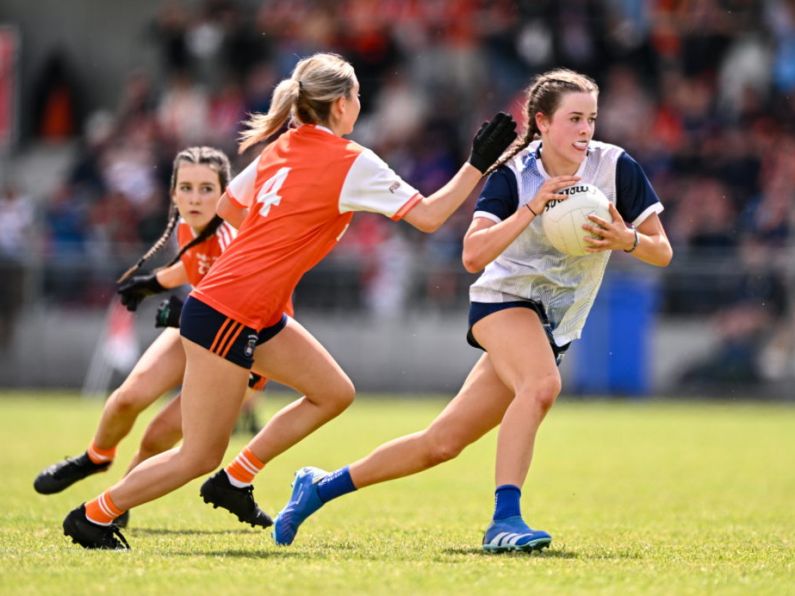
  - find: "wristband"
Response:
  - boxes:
[525,204,538,217]
[624,228,640,253]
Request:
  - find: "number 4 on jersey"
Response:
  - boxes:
[256,167,291,217]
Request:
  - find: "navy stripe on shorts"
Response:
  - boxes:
[180,296,287,369]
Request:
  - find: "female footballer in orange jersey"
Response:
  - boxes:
[36,147,273,529]
[61,52,517,549]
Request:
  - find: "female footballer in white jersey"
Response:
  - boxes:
[270,68,673,552]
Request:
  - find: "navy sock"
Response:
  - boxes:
[316,466,357,503]
[493,484,522,521]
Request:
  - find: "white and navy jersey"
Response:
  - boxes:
[469,140,664,346]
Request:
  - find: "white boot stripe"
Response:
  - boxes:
[490,531,509,546]
[490,532,535,547]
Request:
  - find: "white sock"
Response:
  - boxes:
[224,469,251,488]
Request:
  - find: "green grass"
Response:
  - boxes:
[0,392,793,595]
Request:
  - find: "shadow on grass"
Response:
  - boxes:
[443,547,578,559]
[443,547,642,560]
[132,528,262,536]
[168,549,302,559]
[444,548,643,561]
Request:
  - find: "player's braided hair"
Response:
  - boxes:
[238,53,356,153]
[486,69,599,175]
[117,146,232,283]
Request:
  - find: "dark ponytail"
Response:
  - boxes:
[117,204,180,283]
[164,215,224,268]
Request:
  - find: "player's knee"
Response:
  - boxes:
[107,385,148,417]
[139,424,178,458]
[194,456,222,476]
[423,429,466,467]
[181,447,224,476]
[137,434,162,460]
[326,375,356,414]
[532,373,562,413]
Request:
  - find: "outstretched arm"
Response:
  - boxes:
[117,261,188,311]
[402,165,482,233]
[154,261,189,288]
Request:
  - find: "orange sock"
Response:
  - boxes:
[225,447,264,486]
[87,440,116,464]
[85,490,125,526]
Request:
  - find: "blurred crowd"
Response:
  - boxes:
[6,0,795,384]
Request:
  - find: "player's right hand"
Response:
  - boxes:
[117,273,166,312]
[527,175,581,215]
[468,112,518,173]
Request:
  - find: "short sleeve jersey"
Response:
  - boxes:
[469,140,663,345]
[192,125,421,329]
[176,219,237,287]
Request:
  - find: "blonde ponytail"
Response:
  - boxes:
[239,79,300,153]
[238,53,356,154]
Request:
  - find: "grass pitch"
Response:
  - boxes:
[0,392,792,595]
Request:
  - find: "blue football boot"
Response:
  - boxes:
[272,466,326,546]
[482,516,552,553]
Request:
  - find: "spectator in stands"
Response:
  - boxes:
[679,235,788,385]
[0,185,34,346]
[17,0,795,394]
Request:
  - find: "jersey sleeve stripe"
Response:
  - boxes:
[631,202,664,228]
[473,210,503,224]
[217,223,234,250]
[390,192,422,221]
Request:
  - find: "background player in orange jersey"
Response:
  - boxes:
[62,52,517,549]
[36,147,273,529]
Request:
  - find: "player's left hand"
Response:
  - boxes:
[117,272,166,311]
[582,203,636,253]
[468,112,518,173]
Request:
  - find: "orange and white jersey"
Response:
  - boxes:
[192,124,421,329]
[176,219,237,287]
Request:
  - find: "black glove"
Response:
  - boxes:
[155,295,184,328]
[117,273,166,312]
[468,112,518,173]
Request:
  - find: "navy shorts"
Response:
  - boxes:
[180,296,287,369]
[467,300,569,365]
